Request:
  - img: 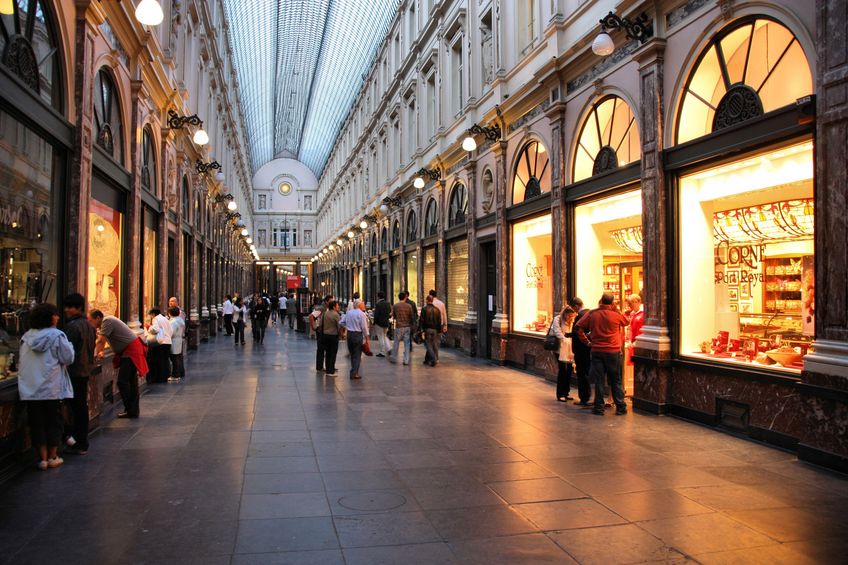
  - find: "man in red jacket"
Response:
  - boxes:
[575,293,630,416]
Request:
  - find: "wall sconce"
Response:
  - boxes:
[461,123,502,152]
[413,168,440,189]
[592,11,653,56]
[225,211,242,222]
[167,110,209,146]
[196,160,222,174]
[379,195,402,214]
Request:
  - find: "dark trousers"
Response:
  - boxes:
[574,351,592,403]
[589,351,626,412]
[347,331,364,377]
[252,318,267,342]
[66,377,90,449]
[224,314,233,335]
[288,311,296,329]
[170,353,185,379]
[556,360,573,399]
[117,357,140,417]
[316,332,325,369]
[423,329,440,364]
[234,320,245,343]
[28,399,63,448]
[320,334,339,373]
[147,344,170,383]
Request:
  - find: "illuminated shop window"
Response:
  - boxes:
[511,214,552,335]
[88,198,123,317]
[406,252,418,305]
[573,95,640,183]
[142,210,157,317]
[423,247,436,296]
[392,254,402,303]
[680,140,814,373]
[512,140,550,205]
[447,239,468,322]
[676,18,813,144]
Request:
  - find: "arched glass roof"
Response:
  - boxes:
[223,0,399,177]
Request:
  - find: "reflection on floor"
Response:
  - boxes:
[1,326,846,564]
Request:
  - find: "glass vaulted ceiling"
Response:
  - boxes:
[223,0,399,177]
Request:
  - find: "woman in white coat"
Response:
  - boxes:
[551,306,577,402]
[19,303,75,470]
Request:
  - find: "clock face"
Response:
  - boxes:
[279,182,292,195]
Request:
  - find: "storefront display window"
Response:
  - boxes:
[406,252,418,304]
[142,210,157,316]
[0,111,60,381]
[574,190,643,307]
[512,141,550,205]
[447,239,468,323]
[573,95,640,182]
[391,254,401,302]
[423,247,436,297]
[88,198,123,318]
[511,214,552,335]
[676,18,812,144]
[679,140,813,374]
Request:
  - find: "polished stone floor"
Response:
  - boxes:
[1,325,847,565]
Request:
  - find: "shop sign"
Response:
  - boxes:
[714,242,766,286]
[286,275,300,289]
[525,263,544,289]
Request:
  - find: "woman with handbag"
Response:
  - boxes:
[551,306,577,402]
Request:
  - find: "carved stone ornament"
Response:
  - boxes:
[3,35,40,93]
[524,177,542,200]
[593,146,619,176]
[713,84,763,131]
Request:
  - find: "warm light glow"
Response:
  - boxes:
[215,171,225,182]
[193,129,209,146]
[246,238,253,244]
[135,0,164,26]
[96,224,105,232]
[573,95,640,182]
[462,135,477,152]
[413,176,425,189]
[227,201,238,211]
[511,214,553,335]
[379,204,389,214]
[592,32,615,56]
[0,0,14,15]
[359,220,368,229]
[336,239,343,246]
[241,228,249,236]
[347,231,354,238]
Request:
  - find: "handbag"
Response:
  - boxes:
[543,321,559,351]
[363,337,373,356]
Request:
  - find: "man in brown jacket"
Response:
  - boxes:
[390,292,414,365]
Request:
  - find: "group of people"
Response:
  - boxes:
[549,292,644,416]
[222,291,297,346]
[309,289,449,380]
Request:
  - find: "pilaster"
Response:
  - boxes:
[546,99,567,313]
[491,139,510,363]
[463,159,478,354]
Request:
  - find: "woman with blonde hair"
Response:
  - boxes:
[551,305,577,402]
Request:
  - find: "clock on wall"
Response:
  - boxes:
[279,182,292,195]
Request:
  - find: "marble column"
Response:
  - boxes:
[546,99,567,314]
[415,195,424,307]
[491,140,510,364]
[126,79,146,332]
[631,39,672,413]
[436,178,447,308]
[463,160,478,355]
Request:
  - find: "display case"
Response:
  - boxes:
[763,257,804,314]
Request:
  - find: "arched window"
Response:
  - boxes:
[448,183,468,227]
[392,220,401,248]
[512,140,550,205]
[93,68,124,164]
[406,210,418,243]
[380,226,388,253]
[141,127,156,194]
[572,95,640,182]
[425,199,438,237]
[0,0,62,110]
[676,17,813,144]
[181,176,190,220]
[370,233,377,256]
[195,193,201,229]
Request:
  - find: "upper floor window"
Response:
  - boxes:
[448,183,468,227]
[380,226,388,254]
[406,210,418,243]
[425,198,438,237]
[181,176,190,220]
[94,69,124,164]
[370,233,378,256]
[392,220,401,249]
[258,194,267,210]
[512,140,550,205]
[516,0,536,56]
[573,95,640,183]
[676,17,813,145]
[0,0,62,111]
[141,127,156,195]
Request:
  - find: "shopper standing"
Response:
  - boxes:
[372,291,392,357]
[626,294,644,365]
[569,297,592,406]
[551,306,577,402]
[168,296,186,319]
[168,307,186,382]
[390,292,414,365]
[62,293,96,454]
[89,310,148,419]
[287,293,297,329]
[428,290,448,334]
[222,294,234,335]
[20,303,74,470]
[233,297,246,345]
[419,294,442,367]
[575,293,630,416]
[250,293,270,344]
[145,308,173,383]
[342,301,369,379]
[318,300,341,375]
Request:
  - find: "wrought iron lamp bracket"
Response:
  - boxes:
[599,11,653,43]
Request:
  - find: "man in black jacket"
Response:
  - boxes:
[570,297,592,406]
[250,293,271,344]
[62,293,96,454]
[419,295,442,366]
[373,291,392,357]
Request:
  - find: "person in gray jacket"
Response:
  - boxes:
[19,303,75,470]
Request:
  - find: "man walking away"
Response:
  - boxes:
[419,294,442,367]
[233,297,246,345]
[429,290,448,334]
[319,300,341,375]
[89,310,148,418]
[287,293,297,329]
[62,293,95,454]
[575,293,630,416]
[342,302,369,379]
[223,294,234,335]
[168,307,186,382]
[569,297,592,406]
[279,293,287,328]
[373,291,392,357]
[390,292,414,365]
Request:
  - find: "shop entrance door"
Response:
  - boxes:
[620,261,643,397]
[479,241,497,359]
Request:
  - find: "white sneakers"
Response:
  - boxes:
[38,457,64,470]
